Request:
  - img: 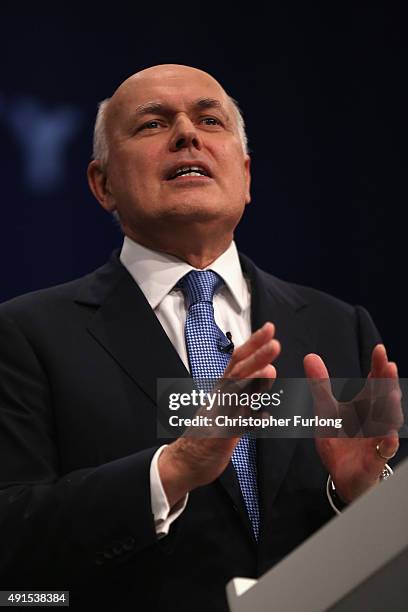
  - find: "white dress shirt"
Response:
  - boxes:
[120,236,251,536]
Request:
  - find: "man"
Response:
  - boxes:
[0,64,404,611]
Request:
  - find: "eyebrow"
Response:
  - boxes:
[132,98,230,121]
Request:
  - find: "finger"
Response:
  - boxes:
[248,364,276,393]
[374,431,399,462]
[384,361,398,379]
[369,360,398,379]
[228,322,275,365]
[356,358,403,437]
[376,361,400,396]
[304,353,337,422]
[362,345,393,402]
[303,353,330,383]
[250,364,277,379]
[227,338,280,379]
[371,363,404,433]
[368,346,399,389]
[218,363,276,402]
[304,353,329,378]
[370,344,388,378]
[228,338,281,379]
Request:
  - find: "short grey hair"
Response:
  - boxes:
[92,95,249,166]
[93,98,110,167]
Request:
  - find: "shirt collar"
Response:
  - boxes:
[120,236,248,312]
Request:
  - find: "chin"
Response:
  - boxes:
[164,199,244,220]
[160,203,226,223]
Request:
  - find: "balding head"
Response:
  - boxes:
[116,64,223,98]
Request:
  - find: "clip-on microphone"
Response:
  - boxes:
[220,331,234,354]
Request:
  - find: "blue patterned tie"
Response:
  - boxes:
[178,270,260,540]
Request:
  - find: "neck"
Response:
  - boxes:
[124,226,234,269]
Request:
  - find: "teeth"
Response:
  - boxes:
[170,165,208,179]
[177,171,204,177]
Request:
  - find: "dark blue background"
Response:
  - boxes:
[1,3,406,372]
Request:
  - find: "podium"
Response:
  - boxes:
[227,458,408,611]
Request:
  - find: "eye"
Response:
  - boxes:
[140,120,164,130]
[200,116,222,126]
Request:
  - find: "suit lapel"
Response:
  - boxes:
[76,253,189,405]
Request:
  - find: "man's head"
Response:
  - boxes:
[88,64,251,264]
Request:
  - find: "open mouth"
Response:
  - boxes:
[166,165,212,180]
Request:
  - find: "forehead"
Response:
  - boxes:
[108,68,232,127]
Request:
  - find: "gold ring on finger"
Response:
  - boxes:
[375,443,397,461]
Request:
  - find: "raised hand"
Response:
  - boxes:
[159,322,280,507]
[304,344,403,503]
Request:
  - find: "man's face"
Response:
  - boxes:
[95,65,251,240]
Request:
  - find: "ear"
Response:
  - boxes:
[244,155,251,205]
[87,160,116,213]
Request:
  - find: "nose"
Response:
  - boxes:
[169,115,202,152]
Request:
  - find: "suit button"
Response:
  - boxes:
[123,536,135,551]
[103,549,114,559]
[95,553,105,566]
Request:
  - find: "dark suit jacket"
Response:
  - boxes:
[0,251,402,610]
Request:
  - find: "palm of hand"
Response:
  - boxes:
[304,345,402,503]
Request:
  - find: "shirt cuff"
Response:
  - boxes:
[326,475,347,515]
[150,445,189,538]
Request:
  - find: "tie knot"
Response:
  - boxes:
[178,270,224,308]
